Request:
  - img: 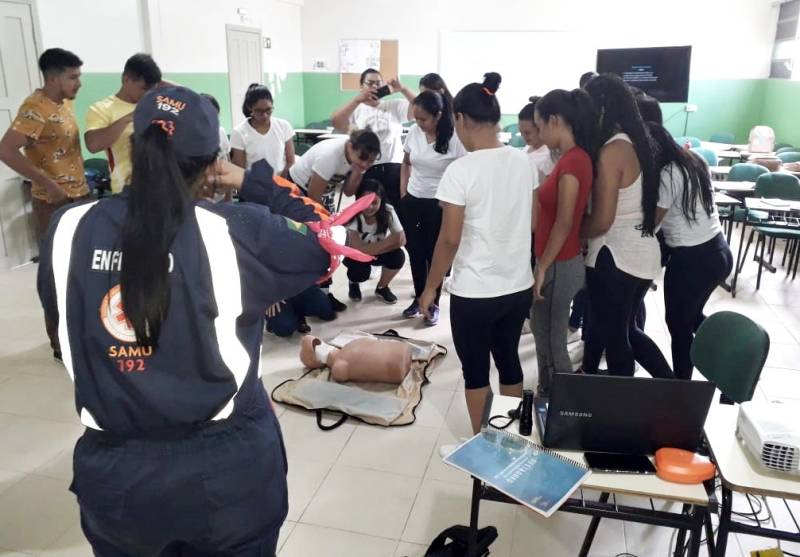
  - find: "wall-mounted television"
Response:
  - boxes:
[596,46,692,103]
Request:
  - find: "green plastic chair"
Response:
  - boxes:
[84,158,111,198]
[777,151,800,164]
[675,136,702,148]
[509,134,526,148]
[305,121,328,130]
[296,142,313,156]
[691,311,769,403]
[709,132,735,144]
[691,147,718,166]
[728,163,769,182]
[503,123,519,134]
[775,146,797,155]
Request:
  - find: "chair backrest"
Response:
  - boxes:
[754,172,800,200]
[503,123,519,134]
[509,134,526,148]
[296,142,313,156]
[777,151,800,163]
[84,157,110,177]
[728,163,769,182]
[691,147,718,166]
[775,145,798,155]
[306,121,328,130]
[710,132,735,144]
[691,311,770,403]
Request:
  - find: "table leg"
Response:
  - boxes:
[468,478,482,557]
[578,492,610,557]
[687,507,703,557]
[714,486,733,557]
[703,509,716,557]
[730,222,749,296]
[673,504,691,557]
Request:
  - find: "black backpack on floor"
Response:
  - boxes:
[423,525,498,557]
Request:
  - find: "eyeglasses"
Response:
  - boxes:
[252,108,273,115]
[363,80,382,87]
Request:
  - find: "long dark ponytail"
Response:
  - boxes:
[535,88,597,157]
[121,124,216,347]
[413,90,454,154]
[647,122,714,222]
[585,74,660,235]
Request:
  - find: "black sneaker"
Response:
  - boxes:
[53,350,62,363]
[348,282,362,302]
[328,293,348,312]
[375,286,398,304]
[297,318,311,334]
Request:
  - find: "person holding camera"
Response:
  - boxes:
[331,68,415,207]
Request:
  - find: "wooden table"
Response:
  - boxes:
[705,403,800,556]
[464,395,712,557]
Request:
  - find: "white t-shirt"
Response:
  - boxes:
[346,204,403,244]
[350,99,409,164]
[403,124,467,199]
[527,145,555,178]
[436,146,536,298]
[230,117,295,173]
[289,137,350,188]
[658,162,723,247]
[218,126,230,161]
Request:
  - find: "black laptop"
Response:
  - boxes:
[534,373,715,455]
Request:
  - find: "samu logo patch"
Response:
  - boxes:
[155,95,187,116]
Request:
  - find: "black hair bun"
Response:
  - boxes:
[247,83,260,91]
[482,72,502,94]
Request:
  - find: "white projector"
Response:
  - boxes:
[736,400,800,475]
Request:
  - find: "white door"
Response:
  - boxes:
[226,25,263,130]
[0,0,40,269]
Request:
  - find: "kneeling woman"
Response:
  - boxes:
[344,179,406,304]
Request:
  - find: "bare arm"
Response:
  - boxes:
[306,172,329,203]
[581,146,621,239]
[342,165,365,197]
[0,129,64,202]
[400,152,411,198]
[84,112,133,153]
[331,90,372,132]
[284,140,296,173]
[531,189,539,231]
[424,202,464,291]
[387,78,416,120]
[655,207,668,225]
[230,148,247,169]
[348,229,406,256]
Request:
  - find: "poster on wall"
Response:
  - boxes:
[339,39,381,74]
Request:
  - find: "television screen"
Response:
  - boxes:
[596,46,692,103]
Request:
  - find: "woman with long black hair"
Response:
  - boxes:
[419,72,454,107]
[400,89,466,325]
[36,86,349,556]
[581,74,673,378]
[651,122,733,379]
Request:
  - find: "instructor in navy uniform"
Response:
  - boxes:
[37,86,335,556]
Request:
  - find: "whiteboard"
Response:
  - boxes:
[439,31,597,115]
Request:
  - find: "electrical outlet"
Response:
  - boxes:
[685,104,698,113]
[311,58,327,70]
[263,37,271,49]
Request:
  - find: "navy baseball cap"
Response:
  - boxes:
[133,85,219,160]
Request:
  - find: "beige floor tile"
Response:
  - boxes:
[277,408,356,465]
[301,465,420,539]
[423,429,472,486]
[285,458,332,522]
[394,541,427,557]
[276,521,296,555]
[37,524,92,557]
[0,415,81,475]
[278,523,397,557]
[338,423,439,478]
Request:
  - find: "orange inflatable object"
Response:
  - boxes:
[654,448,716,484]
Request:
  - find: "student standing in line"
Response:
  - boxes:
[85,53,163,193]
[580,74,673,378]
[288,129,381,311]
[419,73,536,435]
[518,96,556,183]
[650,122,733,380]
[331,68,415,208]
[400,90,466,325]
[530,89,595,396]
[0,48,88,362]
[230,83,295,175]
[419,73,454,107]
[344,180,406,304]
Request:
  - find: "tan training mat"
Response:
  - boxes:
[271,330,447,430]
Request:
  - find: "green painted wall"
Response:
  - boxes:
[761,79,800,147]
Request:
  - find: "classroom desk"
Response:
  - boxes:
[728,197,800,295]
[709,166,732,179]
[714,192,741,207]
[464,395,712,557]
[712,180,756,194]
[705,403,800,556]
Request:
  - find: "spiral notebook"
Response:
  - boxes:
[443,429,591,517]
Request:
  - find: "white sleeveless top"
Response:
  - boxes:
[585,133,662,280]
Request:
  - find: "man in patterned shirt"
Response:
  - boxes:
[0,47,89,361]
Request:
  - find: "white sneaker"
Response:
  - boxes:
[521,318,532,335]
[439,438,469,458]
[567,328,582,344]
[569,341,584,371]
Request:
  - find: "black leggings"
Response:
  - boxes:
[664,233,733,380]
[450,289,532,390]
[584,247,673,378]
[343,249,405,282]
[401,194,442,301]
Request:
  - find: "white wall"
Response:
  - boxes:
[300,0,779,80]
[36,0,143,72]
[148,0,304,75]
